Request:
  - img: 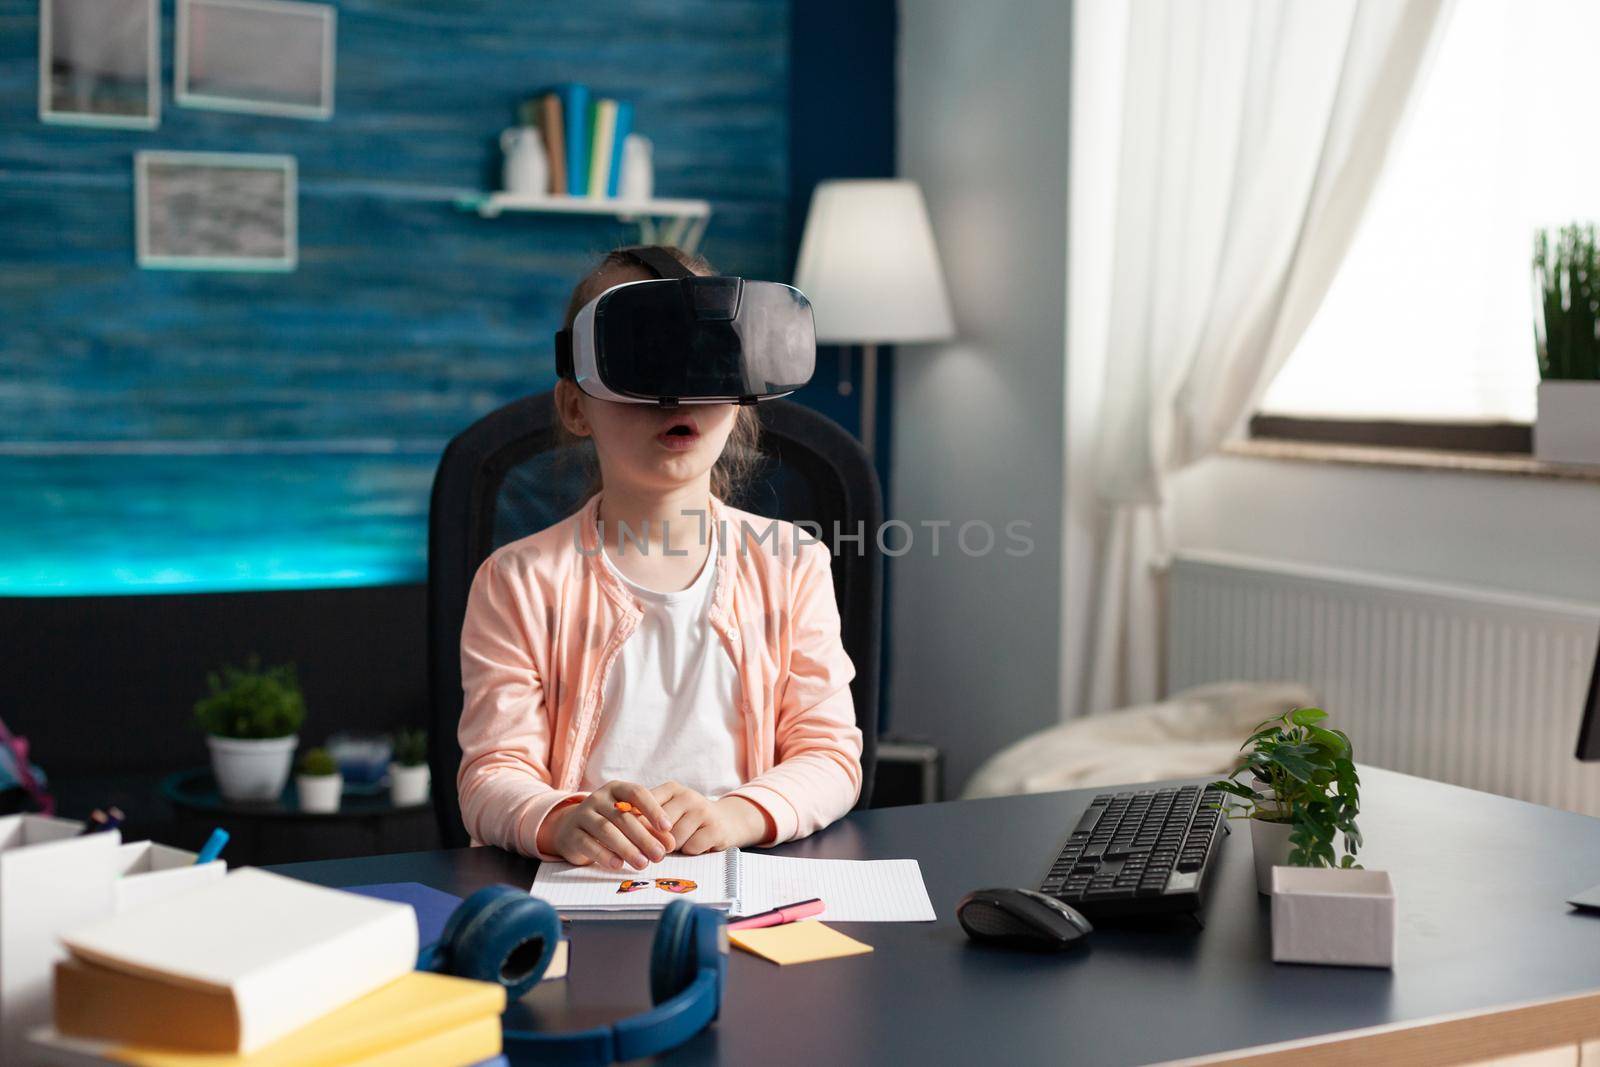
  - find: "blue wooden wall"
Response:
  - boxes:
[0,0,792,594]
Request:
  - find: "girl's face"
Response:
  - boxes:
[559,385,738,496]
[557,262,738,497]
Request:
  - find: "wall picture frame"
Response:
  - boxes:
[38,0,160,129]
[176,0,335,120]
[135,151,298,272]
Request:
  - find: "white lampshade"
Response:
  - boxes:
[793,179,955,344]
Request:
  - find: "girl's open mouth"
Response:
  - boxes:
[656,417,701,451]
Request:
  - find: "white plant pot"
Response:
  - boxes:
[389,762,431,807]
[207,734,297,802]
[297,773,343,813]
[1535,380,1600,464]
[1271,866,1396,968]
[1250,817,1295,895]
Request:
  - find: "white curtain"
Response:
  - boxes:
[1074,0,1455,714]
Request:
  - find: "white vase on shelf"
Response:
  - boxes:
[500,126,549,198]
[619,134,653,202]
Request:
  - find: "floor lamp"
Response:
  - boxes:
[794,179,955,457]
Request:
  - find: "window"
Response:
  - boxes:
[1258,0,1600,428]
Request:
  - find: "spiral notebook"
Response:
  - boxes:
[531,849,935,922]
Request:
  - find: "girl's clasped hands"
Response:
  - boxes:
[536,778,770,870]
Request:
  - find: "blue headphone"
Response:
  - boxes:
[418,885,727,1066]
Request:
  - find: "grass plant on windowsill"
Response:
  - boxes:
[1534,223,1600,382]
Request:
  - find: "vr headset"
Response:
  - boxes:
[554,246,816,407]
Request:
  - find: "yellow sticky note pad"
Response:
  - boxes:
[728,921,873,965]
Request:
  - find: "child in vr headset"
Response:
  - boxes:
[456,245,862,869]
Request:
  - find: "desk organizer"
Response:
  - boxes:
[115,841,226,913]
[1271,866,1396,968]
[0,815,120,1061]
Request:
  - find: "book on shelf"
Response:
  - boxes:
[537,92,567,196]
[556,83,590,197]
[607,100,633,198]
[521,86,635,201]
[587,98,618,199]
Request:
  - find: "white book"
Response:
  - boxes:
[59,868,417,1054]
[532,848,936,922]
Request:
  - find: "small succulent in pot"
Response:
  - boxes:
[298,747,338,777]
[389,728,431,807]
[296,745,343,813]
[391,728,428,768]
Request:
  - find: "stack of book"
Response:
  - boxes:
[517,84,635,199]
[30,869,507,1067]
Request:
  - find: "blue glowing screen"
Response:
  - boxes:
[1,2,791,596]
[2,452,437,596]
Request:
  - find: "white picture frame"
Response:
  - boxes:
[135,151,298,272]
[38,0,160,129]
[176,0,335,120]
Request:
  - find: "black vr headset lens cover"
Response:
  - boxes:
[555,250,817,406]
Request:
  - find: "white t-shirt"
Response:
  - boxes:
[581,533,746,798]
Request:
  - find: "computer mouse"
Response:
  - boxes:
[956,887,1093,951]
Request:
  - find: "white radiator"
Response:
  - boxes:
[1168,551,1600,816]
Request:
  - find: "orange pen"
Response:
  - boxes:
[615,801,674,846]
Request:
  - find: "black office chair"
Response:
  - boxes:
[427,392,882,848]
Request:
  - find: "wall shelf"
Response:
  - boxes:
[455,192,712,250]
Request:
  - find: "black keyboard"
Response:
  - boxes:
[1038,784,1228,919]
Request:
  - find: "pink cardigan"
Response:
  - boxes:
[457,493,863,859]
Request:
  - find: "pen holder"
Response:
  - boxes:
[115,841,226,913]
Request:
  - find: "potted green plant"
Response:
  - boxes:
[1210,707,1362,895]
[1533,223,1600,464]
[193,657,305,802]
[295,747,342,813]
[389,728,430,807]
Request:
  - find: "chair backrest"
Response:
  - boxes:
[427,393,882,848]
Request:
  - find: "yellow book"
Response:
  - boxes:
[38,971,503,1067]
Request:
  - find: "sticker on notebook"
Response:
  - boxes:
[614,877,699,895]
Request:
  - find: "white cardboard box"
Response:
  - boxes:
[114,841,226,913]
[1271,866,1396,969]
[0,816,120,1062]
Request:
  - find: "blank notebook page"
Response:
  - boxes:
[737,855,935,922]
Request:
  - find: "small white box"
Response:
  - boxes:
[114,841,226,913]
[1271,866,1396,969]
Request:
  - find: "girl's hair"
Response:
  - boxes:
[558,245,762,501]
